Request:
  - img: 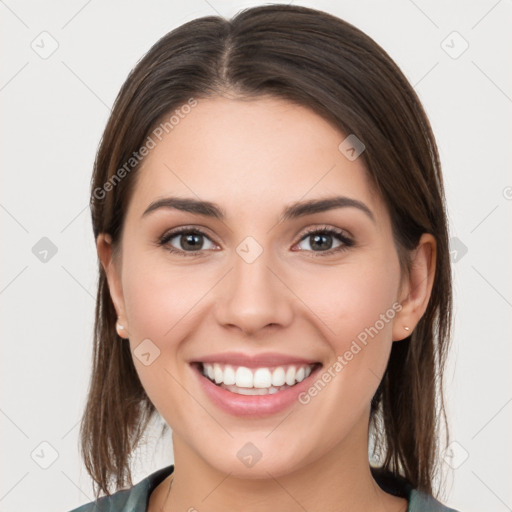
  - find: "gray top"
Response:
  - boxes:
[68,464,461,512]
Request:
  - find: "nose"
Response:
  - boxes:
[214,249,294,337]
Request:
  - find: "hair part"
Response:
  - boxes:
[82,4,452,500]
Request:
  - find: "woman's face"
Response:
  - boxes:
[101,96,414,479]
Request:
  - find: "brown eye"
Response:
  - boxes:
[295,227,354,256]
[158,228,217,255]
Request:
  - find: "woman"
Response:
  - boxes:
[69,4,459,511]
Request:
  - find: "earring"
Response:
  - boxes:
[116,321,125,337]
[404,326,410,331]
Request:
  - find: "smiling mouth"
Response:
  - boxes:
[192,361,323,396]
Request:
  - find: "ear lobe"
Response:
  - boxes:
[392,233,436,341]
[96,233,126,326]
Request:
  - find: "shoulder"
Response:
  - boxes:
[409,488,461,512]
[67,465,175,512]
[370,466,461,512]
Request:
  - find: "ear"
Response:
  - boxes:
[392,233,437,341]
[96,233,128,338]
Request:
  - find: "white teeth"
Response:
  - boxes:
[223,365,236,385]
[201,362,317,389]
[213,363,223,384]
[271,367,286,387]
[253,368,272,388]
[220,383,291,395]
[234,386,268,395]
[235,366,253,388]
[285,366,296,386]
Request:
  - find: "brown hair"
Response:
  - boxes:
[82,4,453,500]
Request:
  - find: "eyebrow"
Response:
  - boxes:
[142,195,375,223]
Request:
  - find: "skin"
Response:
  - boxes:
[97,95,436,512]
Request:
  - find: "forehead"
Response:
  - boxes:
[128,96,384,222]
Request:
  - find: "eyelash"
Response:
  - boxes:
[156,225,355,258]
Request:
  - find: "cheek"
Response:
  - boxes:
[298,258,400,346]
[121,253,204,342]
[120,252,215,404]
[291,259,401,425]
[119,256,203,417]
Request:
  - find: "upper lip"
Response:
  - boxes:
[190,352,321,368]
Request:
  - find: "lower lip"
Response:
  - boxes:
[191,363,322,417]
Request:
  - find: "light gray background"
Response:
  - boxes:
[1,1,511,511]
